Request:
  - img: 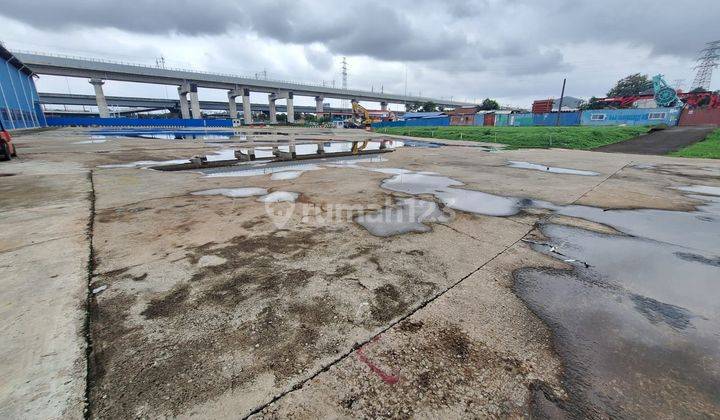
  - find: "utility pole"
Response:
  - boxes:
[691,40,720,91]
[341,57,348,110]
[556,78,566,127]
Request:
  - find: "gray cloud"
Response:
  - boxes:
[3,0,719,106]
[0,0,244,35]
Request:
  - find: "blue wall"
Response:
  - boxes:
[372,116,449,129]
[0,56,45,130]
[46,117,233,127]
[509,113,534,127]
[580,108,680,126]
[533,112,581,126]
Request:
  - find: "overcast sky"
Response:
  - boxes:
[1,0,719,110]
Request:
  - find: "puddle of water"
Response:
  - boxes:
[323,156,389,167]
[237,140,403,160]
[435,189,530,217]
[270,171,304,180]
[380,173,463,195]
[631,163,656,170]
[514,222,720,417]
[98,159,190,169]
[507,161,599,176]
[676,185,720,197]
[380,172,530,216]
[354,198,450,237]
[205,149,237,161]
[549,197,720,251]
[203,163,323,178]
[257,191,299,203]
[191,187,268,198]
[369,168,414,175]
[74,139,107,144]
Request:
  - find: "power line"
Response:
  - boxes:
[691,40,720,91]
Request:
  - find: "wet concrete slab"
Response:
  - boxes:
[514,221,720,417]
[0,160,89,419]
[4,127,720,418]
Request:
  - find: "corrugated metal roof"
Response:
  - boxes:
[0,44,34,76]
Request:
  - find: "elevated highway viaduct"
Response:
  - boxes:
[38,93,358,117]
[16,51,472,123]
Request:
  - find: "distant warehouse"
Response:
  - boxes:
[0,43,46,130]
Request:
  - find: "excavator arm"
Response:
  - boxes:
[351,101,373,128]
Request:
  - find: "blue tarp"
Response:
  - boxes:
[533,112,581,126]
[372,116,450,129]
[401,112,446,120]
[46,117,233,127]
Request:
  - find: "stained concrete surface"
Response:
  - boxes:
[1,127,719,418]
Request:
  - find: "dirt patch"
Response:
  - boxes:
[370,284,409,325]
[140,284,191,319]
[88,227,351,417]
[301,321,539,418]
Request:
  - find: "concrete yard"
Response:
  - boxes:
[1,127,719,418]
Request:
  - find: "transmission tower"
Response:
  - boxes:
[341,57,348,110]
[691,40,720,91]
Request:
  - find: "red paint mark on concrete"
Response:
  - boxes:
[355,340,400,385]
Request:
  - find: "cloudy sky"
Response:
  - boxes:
[1,0,719,110]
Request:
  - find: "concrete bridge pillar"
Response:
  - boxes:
[189,83,201,119]
[286,92,294,124]
[227,88,240,119]
[315,96,324,114]
[268,94,277,124]
[242,88,252,124]
[89,78,110,118]
[177,82,191,119]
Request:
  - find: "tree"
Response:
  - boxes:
[607,73,652,97]
[477,98,499,111]
[405,102,422,112]
[690,87,708,93]
[420,101,437,112]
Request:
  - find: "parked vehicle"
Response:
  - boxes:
[0,120,17,161]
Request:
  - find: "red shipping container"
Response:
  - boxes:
[532,99,554,114]
[679,107,720,126]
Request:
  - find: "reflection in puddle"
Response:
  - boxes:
[507,161,599,176]
[191,187,267,198]
[676,185,720,196]
[270,171,304,180]
[514,222,720,417]
[99,159,190,169]
[204,163,323,178]
[539,196,720,251]
[355,198,450,237]
[74,138,107,144]
[381,173,530,216]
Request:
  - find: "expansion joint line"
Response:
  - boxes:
[83,170,97,420]
[570,161,631,206]
[244,225,535,418]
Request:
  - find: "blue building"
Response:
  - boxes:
[0,44,46,130]
[580,108,680,126]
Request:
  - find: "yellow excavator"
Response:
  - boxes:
[350,101,373,130]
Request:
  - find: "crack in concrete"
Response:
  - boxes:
[569,161,631,206]
[0,233,85,255]
[82,170,97,420]
[243,224,535,419]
